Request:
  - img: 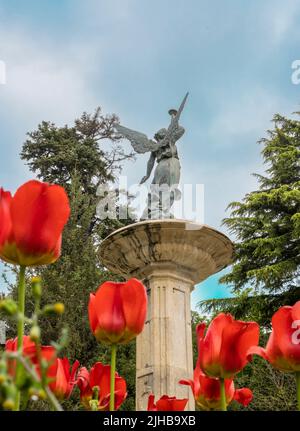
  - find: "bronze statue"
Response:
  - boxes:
[115,93,188,219]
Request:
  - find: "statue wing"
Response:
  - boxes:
[115,124,157,154]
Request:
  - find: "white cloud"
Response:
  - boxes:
[263,0,300,45]
[207,86,294,148]
[0,23,97,128]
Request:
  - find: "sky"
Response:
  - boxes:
[0,0,300,309]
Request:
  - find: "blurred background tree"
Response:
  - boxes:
[199,112,300,327]
[198,112,300,411]
[8,107,136,410]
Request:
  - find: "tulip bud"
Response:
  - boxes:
[28,386,40,399]
[89,399,99,411]
[43,302,65,316]
[30,326,41,342]
[3,398,15,410]
[53,303,65,315]
[0,298,17,316]
[38,389,47,400]
[92,385,99,400]
[90,386,100,411]
[28,387,37,397]
[31,276,42,300]
[2,382,17,410]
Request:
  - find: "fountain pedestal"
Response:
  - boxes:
[99,219,233,410]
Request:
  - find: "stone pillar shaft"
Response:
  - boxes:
[136,270,195,411]
[98,220,233,412]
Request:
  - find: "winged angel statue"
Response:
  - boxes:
[115,93,189,220]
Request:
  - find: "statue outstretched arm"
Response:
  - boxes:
[139,152,156,184]
[160,92,188,146]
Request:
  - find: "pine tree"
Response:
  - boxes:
[200,113,300,325]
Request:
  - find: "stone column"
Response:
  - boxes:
[99,220,233,411]
[136,267,195,410]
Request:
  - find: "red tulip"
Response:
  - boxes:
[179,370,252,410]
[147,394,188,411]
[197,314,259,379]
[0,180,70,266]
[180,319,253,410]
[49,358,80,399]
[0,189,12,248]
[77,362,127,410]
[5,335,56,377]
[88,278,147,344]
[247,301,300,372]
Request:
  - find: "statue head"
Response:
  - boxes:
[154,128,167,142]
[168,109,177,117]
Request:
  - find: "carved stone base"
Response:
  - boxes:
[99,220,233,411]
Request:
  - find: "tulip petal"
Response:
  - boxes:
[156,396,188,411]
[120,278,147,336]
[88,293,98,333]
[196,323,206,351]
[115,392,127,410]
[0,189,12,248]
[178,379,194,395]
[147,394,156,411]
[114,376,127,410]
[11,180,70,262]
[219,320,259,377]
[292,301,300,320]
[271,304,300,370]
[77,367,90,393]
[248,331,295,372]
[199,313,233,377]
[50,358,68,398]
[178,378,193,387]
[89,362,127,411]
[247,345,268,361]
[201,374,222,400]
[94,282,126,342]
[199,371,234,406]
[70,360,80,382]
[233,387,253,406]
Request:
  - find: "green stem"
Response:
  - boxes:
[219,378,227,411]
[14,265,26,411]
[16,354,63,411]
[109,344,117,411]
[45,386,63,412]
[296,372,300,411]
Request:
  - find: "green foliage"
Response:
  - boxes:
[13,107,137,410]
[20,108,134,194]
[231,356,297,411]
[197,113,300,410]
[201,113,300,324]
